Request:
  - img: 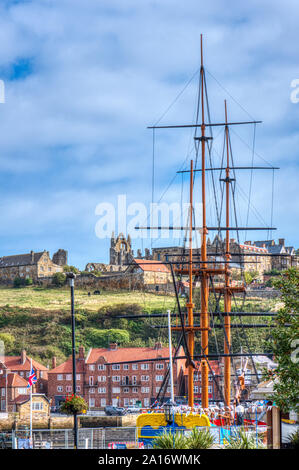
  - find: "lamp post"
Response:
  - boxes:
[66,272,78,449]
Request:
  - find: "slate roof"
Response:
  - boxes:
[0,251,46,268]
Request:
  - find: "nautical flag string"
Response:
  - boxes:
[27,367,37,388]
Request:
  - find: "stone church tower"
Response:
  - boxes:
[52,249,68,266]
[110,233,133,267]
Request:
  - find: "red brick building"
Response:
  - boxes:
[48,343,186,409]
[182,360,222,403]
[0,349,49,398]
[0,373,30,411]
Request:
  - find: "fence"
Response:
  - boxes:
[10,424,267,449]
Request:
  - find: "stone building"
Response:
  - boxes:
[52,249,68,267]
[125,259,172,286]
[0,250,63,284]
[48,344,186,410]
[252,238,298,271]
[85,233,134,274]
[14,394,50,420]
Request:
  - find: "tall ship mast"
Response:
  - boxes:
[135,35,279,439]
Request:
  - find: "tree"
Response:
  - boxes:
[244,270,259,285]
[52,272,66,287]
[0,333,15,353]
[63,265,79,274]
[268,268,299,412]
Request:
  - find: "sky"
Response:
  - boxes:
[0,0,298,269]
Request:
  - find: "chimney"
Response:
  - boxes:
[21,349,26,365]
[52,356,57,369]
[278,238,285,247]
[154,342,162,350]
[109,343,118,350]
[30,251,34,263]
[79,346,85,360]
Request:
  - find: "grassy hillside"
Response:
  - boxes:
[0,287,178,365]
[0,286,278,367]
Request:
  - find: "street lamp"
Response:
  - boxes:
[66,272,78,449]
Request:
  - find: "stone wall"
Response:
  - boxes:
[242,289,281,299]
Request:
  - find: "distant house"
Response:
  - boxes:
[0,349,48,402]
[0,373,29,412]
[126,259,171,286]
[14,394,50,419]
[253,239,298,271]
[0,249,64,283]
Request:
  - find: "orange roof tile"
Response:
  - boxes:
[3,356,48,371]
[0,373,29,388]
[48,357,85,374]
[133,259,170,273]
[86,346,173,364]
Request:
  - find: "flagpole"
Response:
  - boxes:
[30,358,32,443]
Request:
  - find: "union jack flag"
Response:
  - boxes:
[27,367,37,388]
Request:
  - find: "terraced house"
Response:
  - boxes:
[48,343,186,409]
[0,249,64,283]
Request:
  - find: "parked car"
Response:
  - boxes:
[125,405,142,414]
[104,406,127,416]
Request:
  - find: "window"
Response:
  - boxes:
[32,402,43,411]
[141,375,149,382]
[112,376,120,382]
[1,389,5,396]
[40,371,44,378]
[141,387,150,393]
[132,364,138,370]
[66,386,72,393]
[123,364,129,370]
[57,386,63,392]
[89,388,95,394]
[101,398,106,407]
[57,374,63,381]
[124,398,129,406]
[112,387,120,394]
[66,374,72,381]
[98,387,106,394]
[89,398,95,408]
[112,364,120,370]
[156,363,164,370]
[123,388,129,393]
[144,398,150,407]
[19,372,24,377]
[132,376,137,385]
[98,376,106,382]
[76,374,81,381]
[89,365,95,371]
[194,386,199,393]
[141,364,149,370]
[156,375,163,382]
[18,388,27,395]
[26,372,30,378]
[208,386,212,394]
[155,387,160,393]
[132,387,138,393]
[76,386,81,392]
[98,364,106,371]
[89,376,94,386]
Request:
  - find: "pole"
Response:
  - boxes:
[187,159,194,408]
[200,34,209,409]
[30,358,32,443]
[224,100,232,408]
[167,310,175,404]
[69,273,78,449]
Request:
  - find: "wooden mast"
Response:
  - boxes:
[200,34,209,410]
[187,159,194,408]
[224,99,232,407]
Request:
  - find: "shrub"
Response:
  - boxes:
[287,428,299,449]
[84,328,130,347]
[25,277,33,286]
[153,431,188,449]
[224,427,265,449]
[63,265,79,274]
[13,277,22,288]
[52,272,66,287]
[186,427,215,449]
[0,332,15,352]
[60,394,87,415]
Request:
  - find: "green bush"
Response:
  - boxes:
[153,431,188,449]
[51,272,66,287]
[84,328,130,347]
[0,332,15,352]
[224,427,265,449]
[13,277,22,288]
[186,427,215,449]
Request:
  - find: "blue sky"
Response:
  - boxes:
[0,0,298,269]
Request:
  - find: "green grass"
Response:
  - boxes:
[0,286,177,312]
